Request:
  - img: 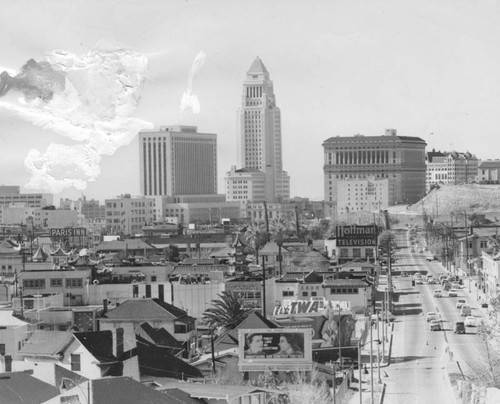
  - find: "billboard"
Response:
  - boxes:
[336,225,378,247]
[49,228,87,237]
[238,328,313,371]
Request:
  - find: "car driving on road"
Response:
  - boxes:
[433,290,443,298]
[448,289,459,297]
[426,312,439,322]
[454,321,466,334]
[465,316,478,327]
[456,299,466,309]
[430,320,441,331]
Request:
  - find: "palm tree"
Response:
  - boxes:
[245,221,267,263]
[269,217,290,276]
[202,290,251,333]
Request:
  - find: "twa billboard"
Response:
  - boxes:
[238,328,313,371]
[336,225,378,247]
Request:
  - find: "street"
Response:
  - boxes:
[355,228,495,403]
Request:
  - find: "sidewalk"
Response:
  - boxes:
[345,321,394,404]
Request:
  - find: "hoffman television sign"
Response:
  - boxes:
[336,225,378,247]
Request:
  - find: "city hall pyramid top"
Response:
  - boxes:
[247,57,269,75]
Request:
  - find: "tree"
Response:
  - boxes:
[378,230,395,254]
[202,290,251,333]
[166,245,180,262]
[245,222,267,262]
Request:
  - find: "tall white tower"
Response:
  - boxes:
[236,57,290,202]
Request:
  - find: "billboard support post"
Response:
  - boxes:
[358,340,362,404]
[261,256,266,318]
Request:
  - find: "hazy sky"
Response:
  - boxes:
[1,0,500,204]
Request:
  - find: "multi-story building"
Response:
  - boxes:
[153,195,240,225]
[336,177,389,216]
[225,166,266,207]
[139,125,217,197]
[477,160,500,184]
[226,57,290,204]
[105,194,156,235]
[426,150,479,191]
[0,186,53,207]
[323,129,427,218]
[1,206,79,229]
[60,196,105,221]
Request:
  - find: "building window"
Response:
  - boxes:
[302,291,308,297]
[311,291,317,297]
[23,279,46,289]
[71,354,81,371]
[282,290,294,297]
[51,278,63,287]
[151,276,157,282]
[353,248,361,258]
[340,248,348,257]
[0,344,5,355]
[174,322,187,333]
[66,279,83,288]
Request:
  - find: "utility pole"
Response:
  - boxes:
[338,304,342,367]
[465,211,471,292]
[370,312,374,404]
[261,256,267,318]
[358,340,362,404]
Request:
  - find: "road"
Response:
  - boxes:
[378,228,492,403]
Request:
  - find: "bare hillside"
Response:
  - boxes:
[408,184,500,216]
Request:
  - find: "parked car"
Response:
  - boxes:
[448,289,459,297]
[336,357,359,370]
[464,316,478,327]
[454,321,466,334]
[426,255,437,261]
[443,283,451,291]
[426,312,439,322]
[433,290,443,298]
[430,320,441,331]
[460,305,472,317]
[456,299,466,309]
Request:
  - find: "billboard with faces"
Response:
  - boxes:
[238,328,313,371]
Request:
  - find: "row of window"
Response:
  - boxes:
[330,287,360,294]
[23,278,84,289]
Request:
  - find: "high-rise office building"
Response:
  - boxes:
[139,126,217,197]
[323,129,427,218]
[229,57,290,203]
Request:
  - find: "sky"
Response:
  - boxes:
[1,0,500,205]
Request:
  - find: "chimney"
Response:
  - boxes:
[116,328,124,358]
[102,299,108,315]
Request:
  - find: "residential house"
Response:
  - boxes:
[0,311,31,372]
[17,330,139,383]
[0,239,22,280]
[100,299,197,358]
[43,376,199,404]
[0,371,59,404]
[481,250,500,302]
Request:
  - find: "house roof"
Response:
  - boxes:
[90,376,178,404]
[0,239,21,255]
[260,241,280,254]
[54,364,89,390]
[103,298,189,321]
[31,246,48,261]
[279,271,309,282]
[74,331,117,363]
[169,265,228,277]
[50,245,70,256]
[340,259,375,268]
[0,310,28,327]
[136,336,203,380]
[137,323,183,350]
[158,381,271,400]
[479,160,500,169]
[95,239,156,252]
[0,371,59,404]
[19,330,73,357]
[161,387,206,404]
[323,278,371,287]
